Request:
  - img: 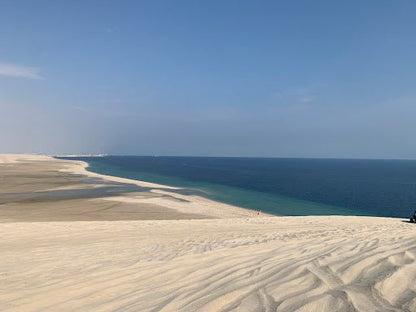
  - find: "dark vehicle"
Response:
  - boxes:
[410,210,416,223]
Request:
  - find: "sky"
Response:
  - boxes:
[1,0,416,158]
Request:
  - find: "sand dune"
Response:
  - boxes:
[2,217,416,311]
[1,155,416,311]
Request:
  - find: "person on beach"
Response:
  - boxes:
[410,210,416,223]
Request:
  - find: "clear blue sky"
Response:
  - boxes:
[1,0,416,158]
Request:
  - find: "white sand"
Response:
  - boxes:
[1,154,416,311]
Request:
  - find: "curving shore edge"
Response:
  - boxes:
[57,155,265,218]
[1,154,416,311]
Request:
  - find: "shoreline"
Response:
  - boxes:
[56,155,392,219]
[0,153,261,221]
[57,156,273,218]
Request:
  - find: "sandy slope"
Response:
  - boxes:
[1,154,416,312]
[2,217,416,312]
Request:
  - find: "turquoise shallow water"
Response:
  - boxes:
[59,156,416,218]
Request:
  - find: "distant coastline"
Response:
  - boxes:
[57,156,416,218]
[53,153,108,157]
[57,155,263,219]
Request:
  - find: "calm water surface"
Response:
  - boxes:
[60,156,416,218]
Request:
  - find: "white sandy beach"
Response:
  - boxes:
[1,155,416,311]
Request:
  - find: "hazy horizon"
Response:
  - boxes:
[2,1,416,159]
[56,154,416,161]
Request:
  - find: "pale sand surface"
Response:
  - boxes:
[1,154,416,311]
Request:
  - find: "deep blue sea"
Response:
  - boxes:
[60,156,416,218]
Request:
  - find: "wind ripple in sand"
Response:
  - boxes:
[1,217,416,312]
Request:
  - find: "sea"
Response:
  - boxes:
[59,156,416,218]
